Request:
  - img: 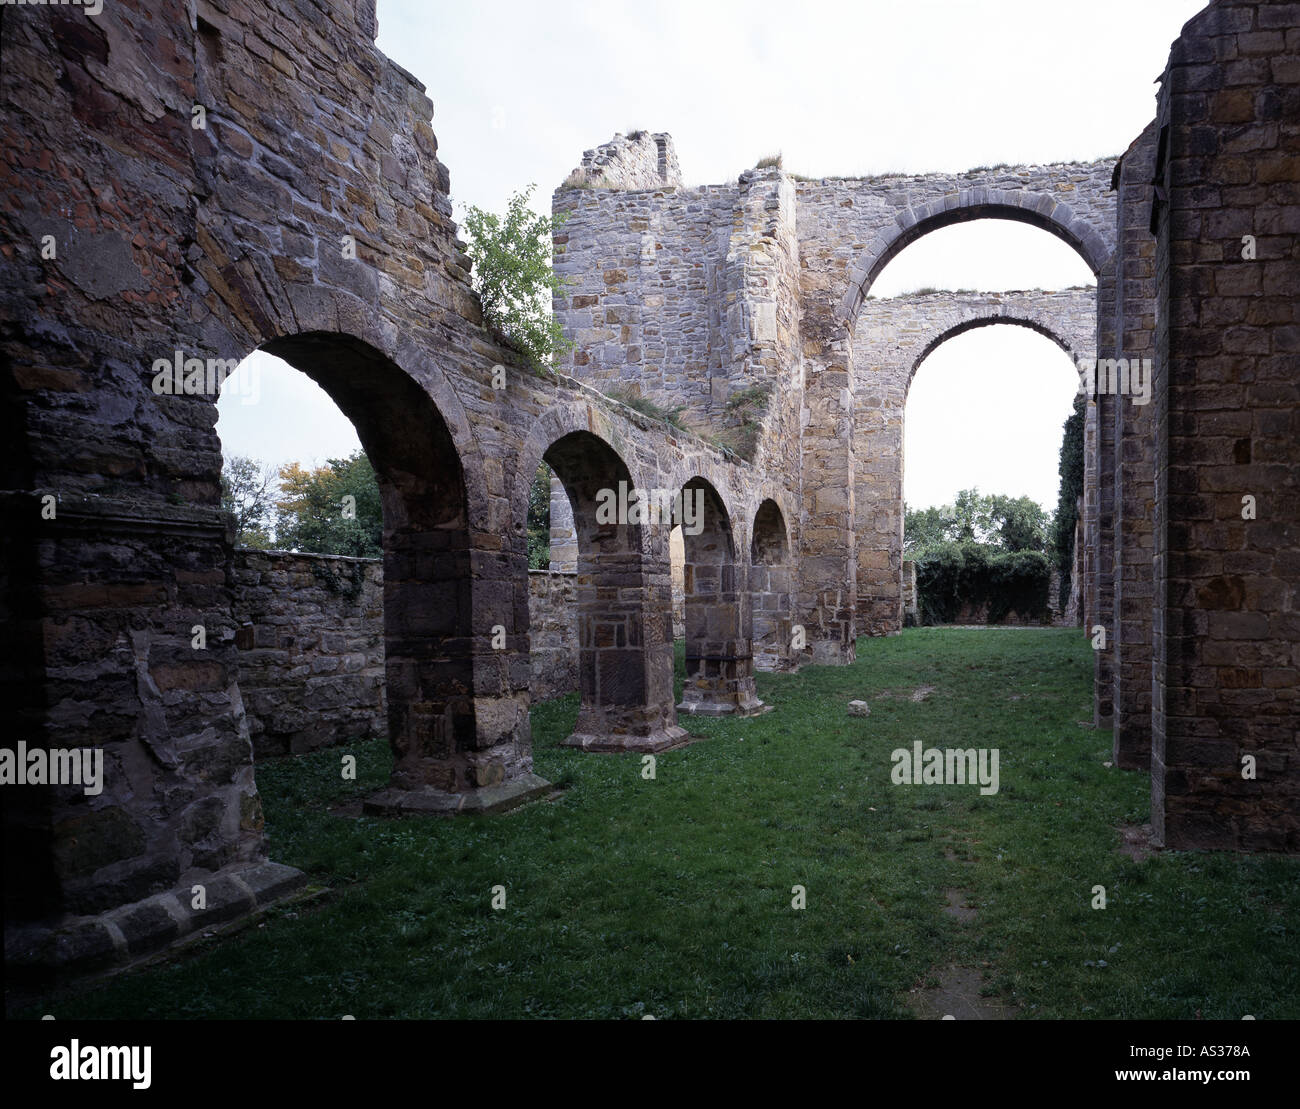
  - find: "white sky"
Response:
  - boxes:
[217,0,1207,512]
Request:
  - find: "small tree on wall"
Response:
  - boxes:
[463,185,574,374]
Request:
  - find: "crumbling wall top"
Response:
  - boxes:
[562,131,681,190]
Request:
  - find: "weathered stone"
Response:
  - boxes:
[2,0,1296,990]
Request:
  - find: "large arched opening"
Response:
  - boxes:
[676,477,764,717]
[216,349,385,760]
[900,323,1084,625]
[544,431,685,752]
[847,217,1098,635]
[750,498,794,673]
[838,194,1109,329]
[219,333,540,813]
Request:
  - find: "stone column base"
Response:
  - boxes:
[561,725,692,753]
[810,641,856,666]
[676,697,770,718]
[364,773,553,816]
[4,859,307,988]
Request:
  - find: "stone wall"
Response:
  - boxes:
[902,560,919,626]
[1148,0,1300,852]
[231,549,385,759]
[552,171,737,417]
[232,553,579,759]
[944,603,1054,627]
[526,569,579,700]
[1109,122,1159,769]
[564,131,681,191]
[0,0,786,977]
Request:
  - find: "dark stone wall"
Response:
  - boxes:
[1111,122,1160,770]
[1150,0,1300,851]
[0,0,781,966]
[231,549,385,759]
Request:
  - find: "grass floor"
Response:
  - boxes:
[19,628,1299,1019]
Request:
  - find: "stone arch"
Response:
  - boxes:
[851,294,1093,636]
[838,194,1112,330]
[541,429,684,752]
[205,283,494,540]
[907,315,1086,395]
[229,332,541,812]
[676,476,764,716]
[509,399,653,547]
[750,498,794,673]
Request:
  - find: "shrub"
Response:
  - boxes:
[709,382,772,460]
[463,185,574,373]
[602,386,687,430]
[914,541,1051,625]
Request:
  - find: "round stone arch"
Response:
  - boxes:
[674,474,765,717]
[508,398,656,554]
[512,412,683,752]
[229,329,545,812]
[750,497,796,673]
[853,312,1087,636]
[905,314,1090,397]
[837,193,1112,331]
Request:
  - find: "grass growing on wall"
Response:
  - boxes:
[20,630,1299,1020]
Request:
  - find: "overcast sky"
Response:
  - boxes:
[218,0,1207,515]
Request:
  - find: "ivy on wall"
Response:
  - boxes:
[915,543,1052,625]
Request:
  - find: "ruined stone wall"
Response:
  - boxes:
[565,131,681,191]
[1110,122,1159,769]
[1149,0,1300,852]
[552,156,805,479]
[0,0,782,976]
[552,174,736,415]
[552,149,1118,667]
[231,549,385,760]
[234,552,575,757]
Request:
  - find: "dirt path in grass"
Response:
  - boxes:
[906,851,1014,1020]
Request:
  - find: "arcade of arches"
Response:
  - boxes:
[2,0,1296,979]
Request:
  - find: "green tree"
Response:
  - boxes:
[984,493,1050,553]
[527,463,552,570]
[1051,394,1086,606]
[950,488,993,544]
[221,454,275,548]
[904,502,952,553]
[463,185,574,373]
[274,451,383,557]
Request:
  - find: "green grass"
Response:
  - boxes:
[19,629,1299,1019]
